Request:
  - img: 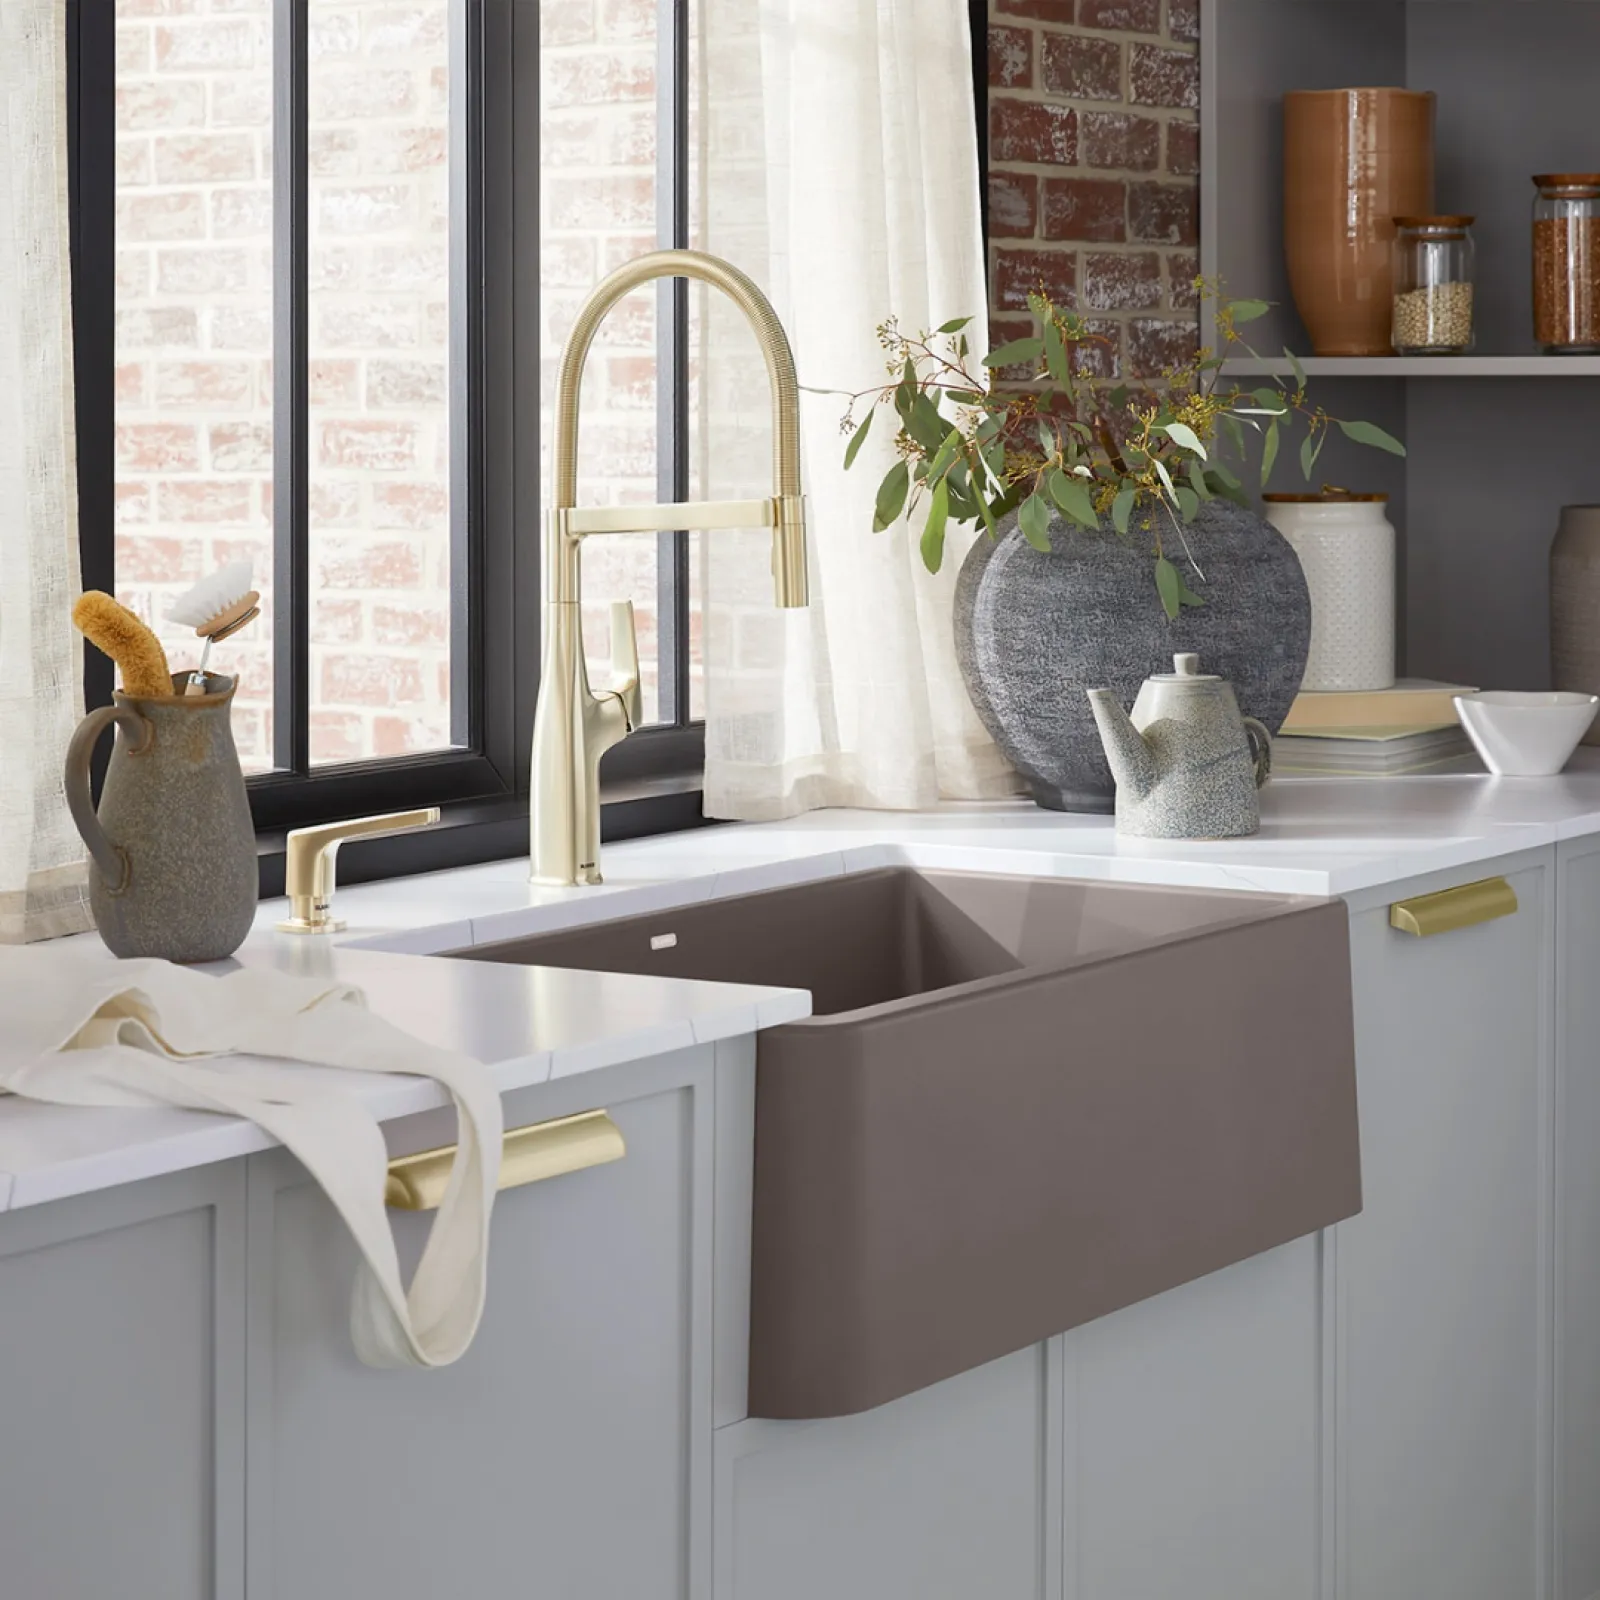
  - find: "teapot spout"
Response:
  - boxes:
[1087,688,1157,800]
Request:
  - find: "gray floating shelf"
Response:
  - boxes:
[1225,356,1600,379]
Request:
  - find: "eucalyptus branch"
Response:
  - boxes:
[836,286,1406,618]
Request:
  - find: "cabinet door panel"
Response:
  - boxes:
[1064,1237,1322,1600]
[1341,859,1551,1600]
[1557,841,1600,1600]
[0,1167,246,1600]
[248,1067,709,1600]
[717,1343,1057,1600]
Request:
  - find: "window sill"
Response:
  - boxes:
[254,773,714,899]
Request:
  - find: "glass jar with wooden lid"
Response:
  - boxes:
[1392,215,1475,353]
[1534,175,1600,352]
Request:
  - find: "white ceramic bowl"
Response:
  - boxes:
[1454,691,1600,777]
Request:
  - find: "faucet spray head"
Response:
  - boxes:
[772,494,810,608]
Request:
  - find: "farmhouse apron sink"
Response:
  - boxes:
[462,868,1360,1418]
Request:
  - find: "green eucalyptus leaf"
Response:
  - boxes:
[1337,417,1407,456]
[1155,555,1182,621]
[1186,458,1210,501]
[1208,457,1241,489]
[1178,576,1206,607]
[843,406,875,470]
[982,337,1044,371]
[1153,457,1179,506]
[1048,469,1099,529]
[1162,422,1208,459]
[1037,418,1058,459]
[1043,321,1070,384]
[921,479,950,573]
[1018,492,1054,552]
[1285,348,1306,390]
[1300,427,1326,482]
[928,425,965,482]
[1175,485,1201,521]
[872,459,910,532]
[1230,299,1272,324]
[1261,418,1280,488]
[936,317,973,335]
[1252,387,1288,413]
[1111,486,1137,536]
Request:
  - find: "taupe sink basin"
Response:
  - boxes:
[463,868,1360,1418]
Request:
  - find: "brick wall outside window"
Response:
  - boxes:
[112,4,1193,774]
[986,0,1200,379]
[114,0,456,770]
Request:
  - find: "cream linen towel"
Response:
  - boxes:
[0,948,504,1369]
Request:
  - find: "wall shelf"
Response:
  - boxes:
[1227,356,1600,379]
[1201,0,1600,693]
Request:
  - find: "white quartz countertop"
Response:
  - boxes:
[8,754,1600,1214]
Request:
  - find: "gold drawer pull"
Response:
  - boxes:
[1390,877,1518,938]
[385,1110,625,1211]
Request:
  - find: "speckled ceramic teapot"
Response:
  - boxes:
[63,673,258,961]
[1086,654,1272,840]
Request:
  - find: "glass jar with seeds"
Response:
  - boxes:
[1391,215,1476,354]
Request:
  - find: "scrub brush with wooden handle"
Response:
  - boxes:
[72,592,174,699]
[167,560,260,695]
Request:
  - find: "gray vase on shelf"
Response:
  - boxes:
[953,499,1312,813]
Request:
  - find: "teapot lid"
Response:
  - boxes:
[1149,652,1220,684]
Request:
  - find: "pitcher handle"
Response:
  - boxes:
[1243,717,1272,789]
[64,703,150,895]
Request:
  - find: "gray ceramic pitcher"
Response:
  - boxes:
[64,673,257,962]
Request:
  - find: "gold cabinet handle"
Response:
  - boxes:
[1390,876,1518,938]
[385,1109,625,1211]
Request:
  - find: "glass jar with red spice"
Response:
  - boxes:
[1534,175,1600,353]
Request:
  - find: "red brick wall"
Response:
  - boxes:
[986,0,1199,378]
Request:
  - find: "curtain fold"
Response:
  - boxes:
[699,0,1019,820]
[0,0,91,942]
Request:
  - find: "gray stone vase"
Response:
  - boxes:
[63,673,258,962]
[954,500,1312,812]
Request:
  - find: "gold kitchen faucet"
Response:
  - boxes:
[531,250,809,886]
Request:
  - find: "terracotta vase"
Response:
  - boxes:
[1283,88,1436,356]
[1551,505,1600,746]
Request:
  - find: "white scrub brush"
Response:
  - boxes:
[168,561,261,696]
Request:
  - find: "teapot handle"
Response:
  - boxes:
[1243,717,1272,789]
[64,703,151,895]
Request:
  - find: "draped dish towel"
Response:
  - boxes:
[0,950,504,1369]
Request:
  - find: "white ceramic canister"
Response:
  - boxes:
[1264,491,1396,692]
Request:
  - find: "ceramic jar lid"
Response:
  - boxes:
[1263,489,1390,503]
[1150,653,1219,683]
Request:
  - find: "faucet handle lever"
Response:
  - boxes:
[607,600,643,730]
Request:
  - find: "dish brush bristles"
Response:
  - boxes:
[168,560,256,634]
[72,592,174,700]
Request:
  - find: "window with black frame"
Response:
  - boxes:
[71,0,705,887]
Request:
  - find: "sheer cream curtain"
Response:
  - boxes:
[697,0,1019,820]
[0,0,91,942]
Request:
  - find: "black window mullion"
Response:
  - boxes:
[655,0,691,729]
[66,0,116,743]
[272,0,310,774]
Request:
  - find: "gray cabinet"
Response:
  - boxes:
[1556,838,1600,1600]
[715,1341,1060,1600]
[1062,1238,1323,1600]
[0,1164,246,1600]
[1336,851,1554,1600]
[243,1045,717,1600]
